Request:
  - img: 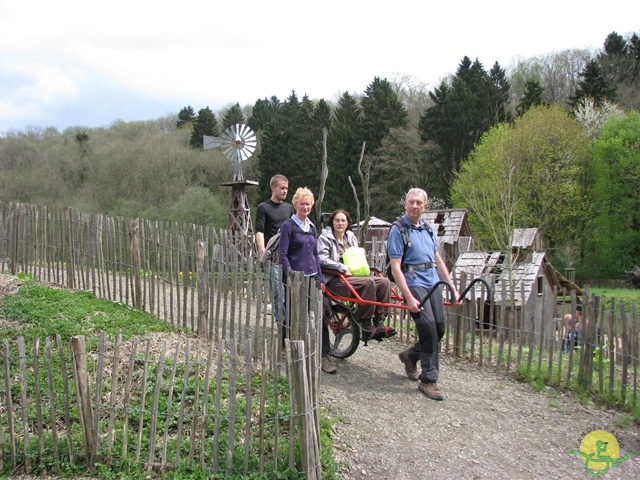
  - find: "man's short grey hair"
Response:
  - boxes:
[405,188,428,203]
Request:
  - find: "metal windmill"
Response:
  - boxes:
[204,123,258,234]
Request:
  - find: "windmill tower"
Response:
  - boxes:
[204,123,258,235]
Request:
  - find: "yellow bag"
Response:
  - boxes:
[342,247,370,277]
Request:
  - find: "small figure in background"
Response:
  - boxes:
[563,305,583,353]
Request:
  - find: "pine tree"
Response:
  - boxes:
[189,107,218,149]
[569,60,616,108]
[248,96,281,132]
[629,33,640,81]
[361,77,408,154]
[516,80,546,116]
[254,93,324,200]
[604,31,627,56]
[419,56,508,199]
[221,103,245,130]
[177,106,196,129]
[313,99,332,131]
[600,32,631,85]
[327,92,364,215]
[489,62,513,124]
[597,31,640,109]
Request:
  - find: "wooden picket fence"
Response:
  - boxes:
[438,282,639,408]
[1,332,320,476]
[0,201,323,478]
[0,201,638,476]
[363,224,639,409]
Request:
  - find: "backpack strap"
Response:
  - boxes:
[286,218,295,239]
[384,220,410,279]
[396,218,436,263]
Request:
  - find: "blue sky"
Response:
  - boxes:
[1,0,638,134]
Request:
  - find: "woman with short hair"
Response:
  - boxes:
[278,187,336,373]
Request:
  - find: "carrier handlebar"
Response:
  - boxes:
[418,277,493,308]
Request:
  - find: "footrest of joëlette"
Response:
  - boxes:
[361,325,397,346]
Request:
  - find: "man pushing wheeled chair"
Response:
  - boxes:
[389,188,461,401]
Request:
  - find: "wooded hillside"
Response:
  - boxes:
[1,31,639,280]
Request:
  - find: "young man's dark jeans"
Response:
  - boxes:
[406,285,445,384]
[268,264,284,323]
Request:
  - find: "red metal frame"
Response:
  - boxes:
[322,267,484,309]
[322,268,409,310]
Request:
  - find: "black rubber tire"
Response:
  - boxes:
[325,302,360,359]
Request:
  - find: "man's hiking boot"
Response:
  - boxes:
[419,382,444,401]
[398,350,419,381]
[321,355,337,374]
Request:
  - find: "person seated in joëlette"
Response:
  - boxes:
[316,209,395,341]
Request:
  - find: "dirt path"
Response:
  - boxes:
[320,337,640,479]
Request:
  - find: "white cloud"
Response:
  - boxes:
[1,0,639,132]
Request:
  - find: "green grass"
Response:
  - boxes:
[470,329,640,424]
[589,287,640,313]
[0,275,341,479]
[0,282,176,345]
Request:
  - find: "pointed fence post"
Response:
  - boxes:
[70,336,94,466]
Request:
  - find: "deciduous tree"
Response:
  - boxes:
[189,107,218,149]
[587,112,640,277]
[508,49,592,106]
[451,105,590,256]
[369,127,442,221]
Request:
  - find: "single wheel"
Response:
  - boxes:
[325,302,360,358]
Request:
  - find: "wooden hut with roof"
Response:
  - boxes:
[352,216,392,250]
[420,208,473,269]
[452,228,580,334]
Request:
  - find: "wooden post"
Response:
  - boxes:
[288,272,305,342]
[9,203,20,275]
[620,300,628,404]
[129,219,142,310]
[288,340,321,480]
[455,273,467,357]
[70,336,93,465]
[64,207,75,289]
[17,337,32,473]
[196,240,208,337]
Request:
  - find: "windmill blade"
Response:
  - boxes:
[240,127,256,147]
[238,124,253,140]
[220,123,256,163]
[238,147,251,162]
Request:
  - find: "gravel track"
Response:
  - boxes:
[321,337,640,479]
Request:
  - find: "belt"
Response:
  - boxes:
[401,262,436,272]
